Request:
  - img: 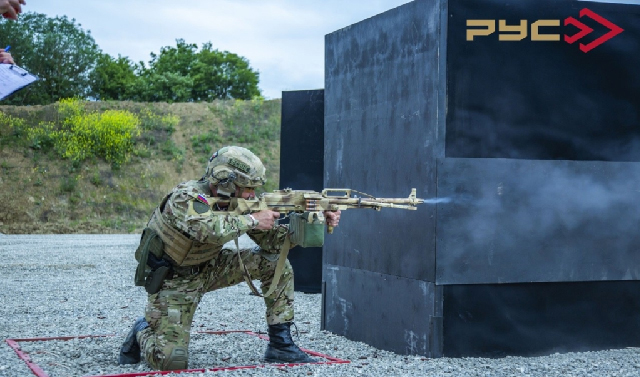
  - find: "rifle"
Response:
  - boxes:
[199,188,424,243]
[197,188,424,297]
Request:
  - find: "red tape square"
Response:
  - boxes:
[6,330,350,377]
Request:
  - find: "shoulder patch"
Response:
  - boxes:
[193,201,210,214]
[196,194,209,205]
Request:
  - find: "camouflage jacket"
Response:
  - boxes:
[159,180,290,255]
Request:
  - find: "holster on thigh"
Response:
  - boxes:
[134,228,165,287]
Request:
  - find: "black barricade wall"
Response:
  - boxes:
[280,90,324,293]
[436,158,640,285]
[323,0,640,357]
[324,0,442,281]
[443,282,640,357]
[323,0,445,356]
[446,0,640,161]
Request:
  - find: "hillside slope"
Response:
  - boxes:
[0,99,281,234]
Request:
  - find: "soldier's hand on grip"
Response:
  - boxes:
[253,210,280,230]
[324,210,341,228]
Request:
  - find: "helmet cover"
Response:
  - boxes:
[204,146,266,196]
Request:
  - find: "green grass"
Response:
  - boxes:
[0,99,282,234]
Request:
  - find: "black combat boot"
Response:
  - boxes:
[263,322,317,363]
[118,317,149,365]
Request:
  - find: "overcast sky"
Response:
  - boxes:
[24,0,640,99]
[27,0,413,99]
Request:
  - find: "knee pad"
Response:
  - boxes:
[252,246,280,262]
[162,346,188,371]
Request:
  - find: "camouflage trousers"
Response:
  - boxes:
[136,247,294,371]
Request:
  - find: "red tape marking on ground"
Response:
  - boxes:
[6,330,350,377]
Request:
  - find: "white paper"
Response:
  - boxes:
[0,64,37,100]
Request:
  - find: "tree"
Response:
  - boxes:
[134,39,261,102]
[192,42,261,101]
[133,71,194,103]
[0,14,260,103]
[132,40,197,102]
[90,54,140,101]
[0,13,101,105]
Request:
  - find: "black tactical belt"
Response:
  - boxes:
[172,262,208,277]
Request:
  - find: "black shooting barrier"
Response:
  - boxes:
[322,0,640,357]
[279,90,325,293]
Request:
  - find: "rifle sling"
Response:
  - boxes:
[234,235,291,298]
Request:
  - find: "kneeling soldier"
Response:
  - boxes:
[119,146,340,370]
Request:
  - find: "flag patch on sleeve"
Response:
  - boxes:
[196,194,209,205]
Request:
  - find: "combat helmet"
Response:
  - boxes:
[203,146,266,197]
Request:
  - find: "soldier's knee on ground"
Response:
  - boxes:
[161,346,188,371]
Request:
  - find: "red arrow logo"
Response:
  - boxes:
[564,8,624,53]
[578,8,624,53]
[564,17,593,44]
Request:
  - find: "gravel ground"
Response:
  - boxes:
[2,234,640,377]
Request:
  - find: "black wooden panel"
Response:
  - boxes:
[443,282,640,357]
[280,90,324,293]
[446,0,640,161]
[323,264,440,357]
[280,90,325,190]
[324,0,445,282]
[436,158,640,284]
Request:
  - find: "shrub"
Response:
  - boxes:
[135,108,180,153]
[60,176,78,193]
[27,98,142,166]
[89,171,103,186]
[0,111,28,145]
[26,122,56,150]
[191,131,222,160]
[139,108,179,133]
[160,139,185,162]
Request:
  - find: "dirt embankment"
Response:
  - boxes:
[0,100,281,234]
